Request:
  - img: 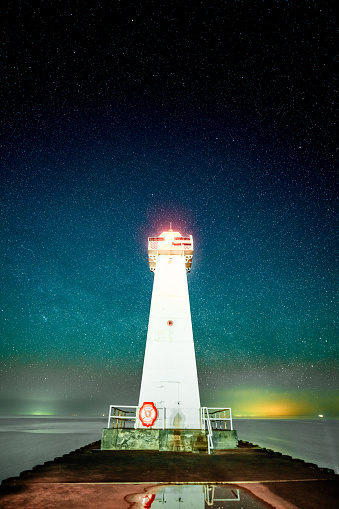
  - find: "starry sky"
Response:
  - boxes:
[1,1,337,418]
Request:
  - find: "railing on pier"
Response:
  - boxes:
[201,407,233,454]
[107,405,165,429]
[107,405,138,429]
[207,407,233,431]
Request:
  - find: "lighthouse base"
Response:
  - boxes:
[101,428,238,453]
[101,428,159,451]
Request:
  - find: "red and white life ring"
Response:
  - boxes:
[139,402,158,427]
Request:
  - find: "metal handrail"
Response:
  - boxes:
[107,405,138,429]
[201,407,233,454]
[107,404,166,429]
[201,407,213,454]
[206,407,233,430]
[135,406,165,429]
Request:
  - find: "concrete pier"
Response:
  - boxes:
[1,440,338,508]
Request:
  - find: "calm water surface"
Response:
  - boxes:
[0,416,338,484]
[234,418,339,474]
[0,416,106,483]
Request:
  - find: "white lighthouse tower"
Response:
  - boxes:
[138,228,201,429]
[101,226,237,452]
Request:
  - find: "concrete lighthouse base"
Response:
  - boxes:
[101,428,238,453]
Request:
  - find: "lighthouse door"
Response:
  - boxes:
[159,381,184,429]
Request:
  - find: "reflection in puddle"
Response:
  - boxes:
[131,484,270,508]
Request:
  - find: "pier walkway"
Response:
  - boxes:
[0,440,338,508]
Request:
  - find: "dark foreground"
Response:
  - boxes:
[0,440,338,508]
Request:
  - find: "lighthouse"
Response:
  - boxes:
[101,226,237,452]
[138,228,201,429]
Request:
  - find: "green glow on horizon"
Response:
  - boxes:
[25,411,56,416]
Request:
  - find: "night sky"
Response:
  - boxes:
[1,1,337,418]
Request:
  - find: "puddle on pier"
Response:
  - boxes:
[128,484,270,508]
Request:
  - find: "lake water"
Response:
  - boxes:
[0,416,106,483]
[234,418,339,474]
[0,416,338,484]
